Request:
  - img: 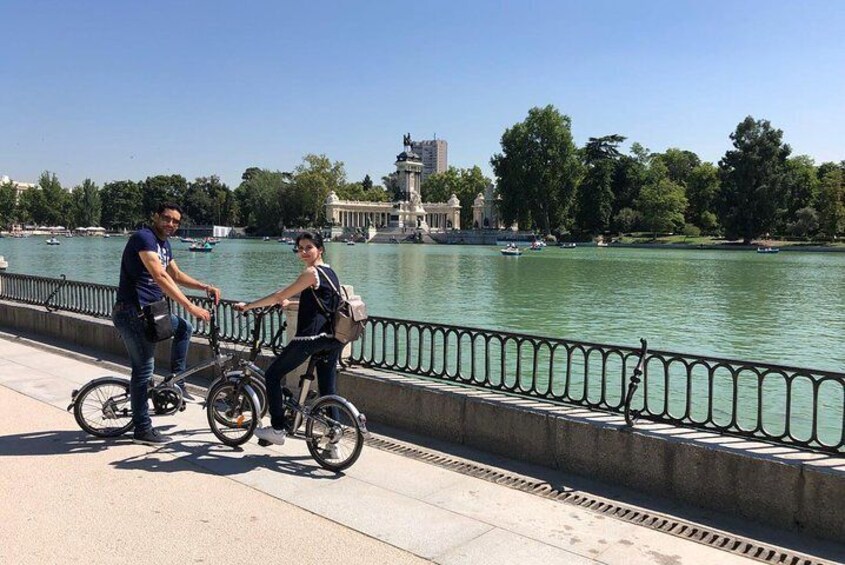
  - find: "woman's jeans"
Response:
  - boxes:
[112,302,193,434]
[264,336,343,430]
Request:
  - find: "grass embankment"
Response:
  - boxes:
[615,233,845,248]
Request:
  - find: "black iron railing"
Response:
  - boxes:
[0,272,286,349]
[1,272,842,454]
[350,316,845,454]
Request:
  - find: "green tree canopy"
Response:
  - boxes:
[289,154,347,226]
[141,175,188,220]
[491,105,582,233]
[782,155,820,232]
[685,162,720,230]
[101,180,143,230]
[653,148,701,187]
[637,175,688,239]
[815,169,844,240]
[575,135,626,235]
[422,166,491,229]
[233,169,290,234]
[36,171,68,226]
[69,179,101,228]
[717,116,791,243]
[0,181,18,228]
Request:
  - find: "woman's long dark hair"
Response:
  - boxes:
[295,231,325,250]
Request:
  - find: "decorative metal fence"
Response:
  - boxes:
[1,272,842,454]
[349,316,845,454]
[0,272,286,349]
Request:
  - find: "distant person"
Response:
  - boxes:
[234,230,344,446]
[113,203,221,445]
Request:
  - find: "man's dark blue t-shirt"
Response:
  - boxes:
[117,227,172,307]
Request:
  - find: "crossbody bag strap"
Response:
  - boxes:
[310,266,340,315]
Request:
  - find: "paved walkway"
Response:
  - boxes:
[0,333,840,565]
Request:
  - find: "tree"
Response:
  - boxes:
[782,155,820,232]
[717,116,791,243]
[142,175,188,220]
[653,148,701,187]
[0,180,17,228]
[422,166,491,229]
[491,105,581,233]
[101,180,143,230]
[685,162,720,229]
[336,181,389,202]
[611,154,648,217]
[613,207,641,233]
[184,176,232,225]
[289,154,347,226]
[815,169,844,240]
[234,169,290,234]
[787,207,819,239]
[381,172,399,199]
[575,135,625,234]
[36,171,68,226]
[637,178,687,239]
[362,174,373,191]
[69,179,101,228]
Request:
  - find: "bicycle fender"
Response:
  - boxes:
[68,375,130,411]
[317,394,372,439]
[241,383,262,415]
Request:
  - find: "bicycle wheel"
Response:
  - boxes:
[73,377,134,437]
[206,381,259,447]
[305,397,363,472]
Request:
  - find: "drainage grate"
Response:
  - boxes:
[366,436,834,565]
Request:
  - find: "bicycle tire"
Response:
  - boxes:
[73,377,134,437]
[305,397,363,472]
[206,381,259,447]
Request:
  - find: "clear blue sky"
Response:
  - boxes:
[2,0,843,189]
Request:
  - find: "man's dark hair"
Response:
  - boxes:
[295,230,324,250]
[157,202,183,215]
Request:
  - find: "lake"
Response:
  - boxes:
[2,235,844,372]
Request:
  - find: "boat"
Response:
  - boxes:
[262,236,270,241]
[0,256,7,270]
[757,247,780,254]
[346,240,356,246]
[558,242,577,249]
[530,241,543,251]
[180,237,195,243]
[46,237,61,246]
[596,241,609,247]
[189,242,213,252]
[501,244,522,256]
[205,237,220,245]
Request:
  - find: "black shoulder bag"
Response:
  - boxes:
[141,298,174,342]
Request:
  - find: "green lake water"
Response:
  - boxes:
[2,235,842,446]
[3,236,844,371]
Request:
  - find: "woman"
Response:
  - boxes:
[235,231,343,445]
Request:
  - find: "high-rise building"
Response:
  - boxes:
[410,139,447,184]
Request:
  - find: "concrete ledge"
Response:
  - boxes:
[2,300,843,543]
[335,366,845,543]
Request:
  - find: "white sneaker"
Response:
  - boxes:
[255,426,286,445]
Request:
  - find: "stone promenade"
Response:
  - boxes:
[0,332,841,565]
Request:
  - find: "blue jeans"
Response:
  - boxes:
[112,302,193,433]
[264,336,343,430]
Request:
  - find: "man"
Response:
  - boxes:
[113,203,221,445]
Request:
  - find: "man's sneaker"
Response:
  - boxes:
[255,426,286,445]
[320,444,339,460]
[133,428,170,446]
